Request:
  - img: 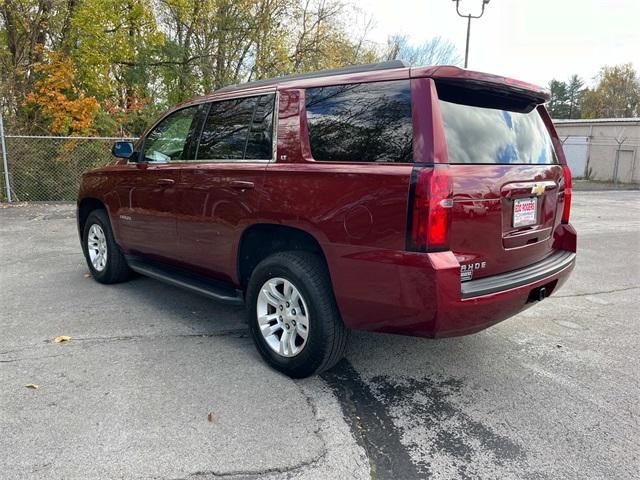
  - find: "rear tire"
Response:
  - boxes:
[246,251,349,378]
[82,209,131,284]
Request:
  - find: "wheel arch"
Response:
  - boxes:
[237,223,331,289]
[78,197,108,236]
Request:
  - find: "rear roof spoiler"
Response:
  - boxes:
[414,65,549,105]
[413,65,549,113]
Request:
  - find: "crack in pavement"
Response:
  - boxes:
[68,329,250,343]
[0,328,249,362]
[1,251,81,267]
[169,447,329,480]
[169,375,373,480]
[552,285,639,298]
[155,381,332,480]
[0,353,69,364]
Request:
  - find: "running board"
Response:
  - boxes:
[126,256,244,306]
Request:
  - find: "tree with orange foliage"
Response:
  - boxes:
[25,51,100,135]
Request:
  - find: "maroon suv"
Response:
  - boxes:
[77,60,576,377]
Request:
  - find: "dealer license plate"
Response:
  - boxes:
[513,197,537,227]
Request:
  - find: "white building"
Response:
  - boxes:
[553,118,640,184]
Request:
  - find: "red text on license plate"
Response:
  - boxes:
[513,197,537,227]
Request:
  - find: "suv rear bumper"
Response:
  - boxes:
[329,224,577,338]
[461,250,575,299]
[429,249,575,337]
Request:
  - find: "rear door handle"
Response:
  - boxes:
[229,181,255,190]
[156,178,175,186]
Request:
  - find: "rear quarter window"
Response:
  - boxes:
[305,80,412,163]
[439,100,558,165]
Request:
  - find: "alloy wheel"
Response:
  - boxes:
[256,277,310,357]
[87,224,108,272]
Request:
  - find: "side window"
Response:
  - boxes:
[196,94,275,161]
[197,97,256,160]
[143,106,198,162]
[244,94,275,159]
[305,80,413,163]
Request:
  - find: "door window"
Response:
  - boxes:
[196,94,275,161]
[305,80,413,163]
[143,106,199,162]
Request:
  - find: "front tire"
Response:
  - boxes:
[82,209,131,284]
[246,251,349,378]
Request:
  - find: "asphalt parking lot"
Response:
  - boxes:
[1,190,639,480]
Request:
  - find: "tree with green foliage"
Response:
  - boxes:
[566,74,584,119]
[547,74,587,119]
[580,63,640,118]
[547,79,570,119]
[71,0,163,105]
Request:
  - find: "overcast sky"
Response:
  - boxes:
[354,0,640,88]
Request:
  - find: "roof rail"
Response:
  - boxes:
[215,60,410,93]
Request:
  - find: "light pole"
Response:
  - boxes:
[452,0,490,68]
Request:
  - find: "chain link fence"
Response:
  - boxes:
[0,127,638,203]
[0,135,136,202]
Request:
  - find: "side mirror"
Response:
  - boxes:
[112,141,135,160]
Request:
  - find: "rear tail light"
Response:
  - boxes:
[561,165,572,223]
[408,166,453,252]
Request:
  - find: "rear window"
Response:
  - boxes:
[305,80,412,163]
[439,100,557,165]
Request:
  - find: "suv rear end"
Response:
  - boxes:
[372,67,576,337]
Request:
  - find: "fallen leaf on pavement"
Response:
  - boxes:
[84,273,91,278]
[25,384,40,389]
[207,412,214,422]
[54,335,71,343]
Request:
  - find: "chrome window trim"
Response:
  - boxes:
[191,92,277,164]
[174,159,272,164]
[128,91,277,166]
